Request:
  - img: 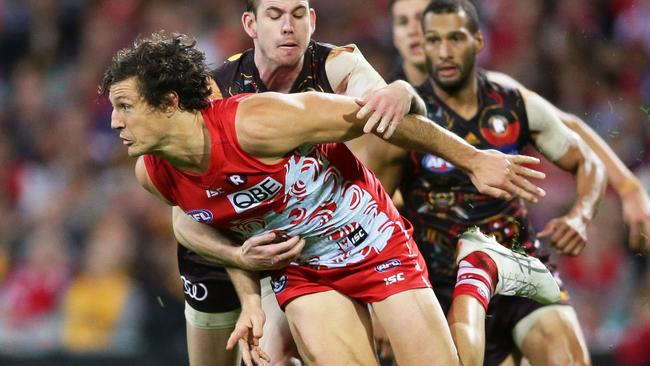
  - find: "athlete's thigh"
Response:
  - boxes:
[260,278,301,365]
[372,288,459,366]
[518,305,590,366]
[186,321,239,366]
[284,290,377,366]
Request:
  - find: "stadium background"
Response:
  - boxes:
[0,0,648,365]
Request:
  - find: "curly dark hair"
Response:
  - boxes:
[422,0,480,33]
[99,32,211,112]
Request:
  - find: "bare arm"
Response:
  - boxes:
[524,92,607,255]
[225,268,270,365]
[237,92,546,202]
[558,110,650,252]
[172,207,305,270]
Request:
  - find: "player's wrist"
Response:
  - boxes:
[234,246,253,270]
[617,177,642,197]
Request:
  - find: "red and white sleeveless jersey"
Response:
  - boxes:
[144,94,412,268]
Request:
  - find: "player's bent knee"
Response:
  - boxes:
[185,301,240,330]
[516,305,590,366]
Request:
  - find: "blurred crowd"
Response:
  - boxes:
[0,0,648,365]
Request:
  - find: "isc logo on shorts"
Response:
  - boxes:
[384,272,405,286]
[227,177,282,213]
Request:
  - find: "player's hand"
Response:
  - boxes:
[621,185,650,254]
[468,149,546,203]
[537,214,588,256]
[226,301,271,366]
[238,232,306,271]
[355,81,412,139]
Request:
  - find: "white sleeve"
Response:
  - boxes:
[525,92,578,161]
[485,70,526,90]
[325,44,387,98]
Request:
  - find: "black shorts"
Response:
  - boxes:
[177,244,240,313]
[432,273,570,366]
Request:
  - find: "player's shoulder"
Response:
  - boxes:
[484,70,528,93]
[212,51,246,77]
[324,43,363,64]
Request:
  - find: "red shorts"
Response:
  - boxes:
[270,236,431,309]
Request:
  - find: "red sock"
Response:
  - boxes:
[452,251,499,311]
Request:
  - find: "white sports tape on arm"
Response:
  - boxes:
[325,44,387,98]
[526,92,577,162]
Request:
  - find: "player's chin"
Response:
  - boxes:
[276,50,303,65]
[125,145,144,157]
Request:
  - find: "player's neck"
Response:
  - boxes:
[432,74,479,120]
[255,54,304,93]
[403,62,428,86]
[156,111,212,174]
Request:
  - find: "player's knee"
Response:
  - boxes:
[184,301,240,330]
[515,306,590,366]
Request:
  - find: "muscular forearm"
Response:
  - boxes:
[566,145,607,222]
[172,206,244,268]
[386,113,479,173]
[226,267,261,307]
[559,111,640,196]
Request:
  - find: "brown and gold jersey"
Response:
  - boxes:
[211,40,336,99]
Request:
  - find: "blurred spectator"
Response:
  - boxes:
[59,207,144,355]
[0,225,71,354]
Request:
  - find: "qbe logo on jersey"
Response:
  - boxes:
[227,177,282,213]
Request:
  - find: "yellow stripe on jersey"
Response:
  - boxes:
[227,53,243,62]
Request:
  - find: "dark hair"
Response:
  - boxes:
[246,0,258,13]
[387,0,399,14]
[422,0,480,33]
[99,32,211,112]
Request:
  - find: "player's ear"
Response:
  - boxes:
[309,8,316,35]
[161,92,179,116]
[242,11,257,39]
[475,31,485,53]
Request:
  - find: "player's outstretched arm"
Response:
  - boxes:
[225,268,270,366]
[236,92,546,203]
[559,110,650,253]
[524,92,607,256]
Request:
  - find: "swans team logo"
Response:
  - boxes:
[187,209,213,223]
